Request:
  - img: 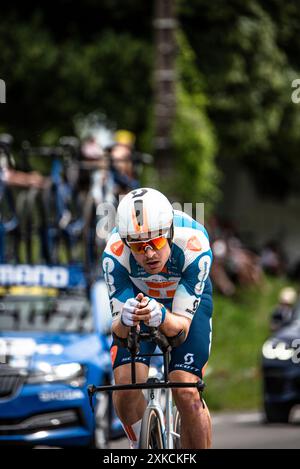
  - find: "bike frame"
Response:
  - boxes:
[145,352,177,448]
[88,327,205,449]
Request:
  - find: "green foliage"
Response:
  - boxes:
[172,32,219,211]
[179,0,300,197]
[0,13,152,146]
[2,1,300,198]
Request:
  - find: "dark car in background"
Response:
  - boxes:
[262,302,300,423]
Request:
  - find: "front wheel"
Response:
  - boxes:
[139,407,164,449]
[94,392,111,448]
[173,406,181,449]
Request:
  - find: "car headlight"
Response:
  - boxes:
[27,363,85,386]
[262,340,295,361]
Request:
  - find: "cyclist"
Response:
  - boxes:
[270,287,298,332]
[102,188,213,449]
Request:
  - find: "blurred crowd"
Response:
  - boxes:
[1,129,141,198]
[0,128,153,268]
[2,129,299,320]
[80,129,140,197]
[208,216,263,297]
[207,216,300,333]
[208,216,299,295]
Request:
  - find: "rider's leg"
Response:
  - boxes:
[113,363,149,448]
[168,295,213,449]
[113,362,148,423]
[170,370,212,449]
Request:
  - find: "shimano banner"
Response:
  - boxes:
[0,265,86,288]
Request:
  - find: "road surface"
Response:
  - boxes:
[110,411,300,449]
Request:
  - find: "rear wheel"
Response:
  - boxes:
[139,407,164,449]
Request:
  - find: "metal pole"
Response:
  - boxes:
[153,0,177,177]
[164,350,173,448]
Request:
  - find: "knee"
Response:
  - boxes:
[113,389,140,407]
[172,387,203,413]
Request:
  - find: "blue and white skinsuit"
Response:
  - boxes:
[102,210,213,378]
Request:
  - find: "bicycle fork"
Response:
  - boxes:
[146,383,177,449]
[145,349,176,449]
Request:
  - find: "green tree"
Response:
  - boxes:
[179,0,300,197]
[171,32,219,211]
[0,7,152,145]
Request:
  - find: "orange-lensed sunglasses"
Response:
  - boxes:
[127,235,168,254]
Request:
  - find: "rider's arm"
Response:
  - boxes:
[102,249,136,339]
[170,246,213,329]
[112,316,132,339]
[159,310,191,337]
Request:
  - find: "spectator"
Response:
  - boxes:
[110,130,139,194]
[208,216,263,295]
[270,287,298,333]
[210,238,236,296]
[80,136,103,161]
[260,240,286,276]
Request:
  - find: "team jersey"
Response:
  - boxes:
[102,210,213,322]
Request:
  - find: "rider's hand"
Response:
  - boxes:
[120,298,140,327]
[135,297,166,327]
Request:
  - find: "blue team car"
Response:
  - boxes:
[0,264,122,447]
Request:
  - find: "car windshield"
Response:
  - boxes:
[0,287,94,333]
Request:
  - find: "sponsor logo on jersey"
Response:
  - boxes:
[110,240,124,257]
[185,299,200,316]
[187,235,202,252]
[195,255,211,295]
[145,280,177,289]
[184,353,194,365]
[103,258,116,295]
[130,275,179,299]
[174,363,200,372]
[110,345,118,367]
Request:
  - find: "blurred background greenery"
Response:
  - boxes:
[2,0,300,205]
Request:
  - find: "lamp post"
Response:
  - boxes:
[153,0,177,177]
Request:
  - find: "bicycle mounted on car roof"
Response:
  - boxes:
[0,134,152,284]
[22,138,85,265]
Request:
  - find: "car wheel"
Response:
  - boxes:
[95,391,111,448]
[264,402,292,423]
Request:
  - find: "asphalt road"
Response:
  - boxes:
[110,411,300,449]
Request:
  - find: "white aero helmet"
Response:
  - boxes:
[116,188,173,240]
